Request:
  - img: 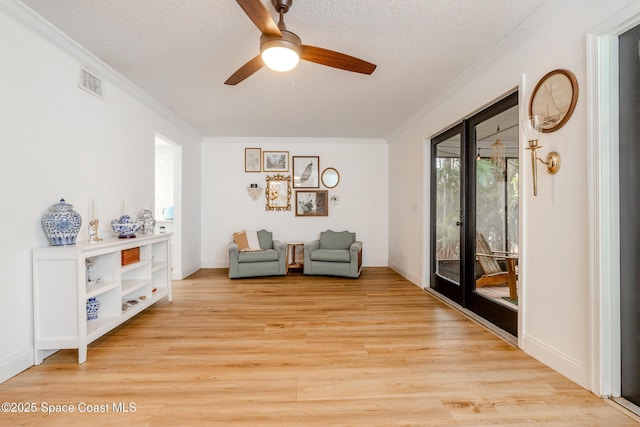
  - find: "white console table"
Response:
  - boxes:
[32,233,172,364]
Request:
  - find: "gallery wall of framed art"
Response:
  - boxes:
[242,148,341,216]
[201,138,388,268]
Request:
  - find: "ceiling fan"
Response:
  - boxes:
[225,0,377,85]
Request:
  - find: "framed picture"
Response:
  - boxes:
[245,148,261,172]
[263,151,289,172]
[292,156,320,188]
[295,190,328,217]
[265,174,292,211]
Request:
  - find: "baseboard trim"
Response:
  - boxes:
[388,263,421,287]
[521,333,590,389]
[0,349,33,384]
[178,264,201,280]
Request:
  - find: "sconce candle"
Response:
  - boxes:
[91,200,98,219]
[523,115,561,196]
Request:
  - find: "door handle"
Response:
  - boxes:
[456,221,463,227]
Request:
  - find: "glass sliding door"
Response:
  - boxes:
[468,100,519,336]
[431,124,465,304]
[430,92,518,336]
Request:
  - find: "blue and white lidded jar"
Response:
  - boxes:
[42,198,82,246]
[86,297,100,321]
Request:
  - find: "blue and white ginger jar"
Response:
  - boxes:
[42,198,82,246]
[86,297,100,321]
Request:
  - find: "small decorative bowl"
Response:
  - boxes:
[111,215,140,238]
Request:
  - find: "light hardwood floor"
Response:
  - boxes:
[1,268,637,426]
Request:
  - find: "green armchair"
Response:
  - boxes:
[303,230,363,278]
[228,230,286,278]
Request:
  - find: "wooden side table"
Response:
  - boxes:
[286,242,305,273]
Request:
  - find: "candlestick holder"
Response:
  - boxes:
[89,219,102,243]
[522,115,561,196]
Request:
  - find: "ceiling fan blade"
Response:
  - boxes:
[225,55,265,85]
[236,0,282,38]
[301,45,376,75]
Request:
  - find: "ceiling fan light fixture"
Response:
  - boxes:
[262,45,299,71]
[226,0,376,85]
[260,30,301,72]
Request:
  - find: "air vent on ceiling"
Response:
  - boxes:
[78,66,103,99]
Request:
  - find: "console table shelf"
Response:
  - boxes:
[32,233,172,364]
[121,259,152,273]
[122,279,151,295]
[152,262,169,272]
[86,280,119,298]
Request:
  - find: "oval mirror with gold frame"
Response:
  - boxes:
[528,69,578,133]
[321,167,340,188]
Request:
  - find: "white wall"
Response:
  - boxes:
[201,138,388,268]
[0,5,202,382]
[387,0,639,390]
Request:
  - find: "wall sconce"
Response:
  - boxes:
[247,184,263,200]
[522,115,561,196]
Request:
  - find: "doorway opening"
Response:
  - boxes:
[588,7,640,415]
[155,133,182,280]
[616,21,640,413]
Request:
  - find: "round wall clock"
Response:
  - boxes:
[528,69,578,133]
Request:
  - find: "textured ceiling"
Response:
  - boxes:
[20,0,546,138]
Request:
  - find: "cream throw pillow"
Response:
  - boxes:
[233,230,262,251]
[245,230,261,250]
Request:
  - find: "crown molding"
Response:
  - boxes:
[0,0,202,140]
[202,136,387,145]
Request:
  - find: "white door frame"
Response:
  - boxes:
[155,133,183,280]
[587,2,640,399]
